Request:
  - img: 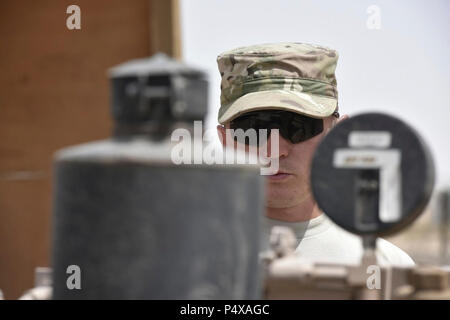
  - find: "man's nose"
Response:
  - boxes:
[266,131,291,159]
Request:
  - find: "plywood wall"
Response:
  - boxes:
[0,0,180,299]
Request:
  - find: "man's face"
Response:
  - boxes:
[218,115,338,209]
[264,116,336,209]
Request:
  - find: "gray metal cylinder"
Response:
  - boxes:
[51,138,264,299]
[51,54,264,299]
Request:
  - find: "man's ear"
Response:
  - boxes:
[337,114,349,124]
[217,125,226,146]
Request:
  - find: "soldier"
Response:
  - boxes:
[216,42,414,266]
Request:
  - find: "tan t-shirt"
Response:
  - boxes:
[262,213,415,267]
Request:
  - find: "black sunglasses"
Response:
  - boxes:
[229,110,326,146]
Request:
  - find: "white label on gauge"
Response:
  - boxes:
[349,131,392,148]
[333,149,402,223]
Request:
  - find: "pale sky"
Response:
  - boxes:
[179,0,450,187]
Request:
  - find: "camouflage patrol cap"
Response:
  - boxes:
[217,42,339,124]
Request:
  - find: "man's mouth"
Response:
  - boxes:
[267,171,292,181]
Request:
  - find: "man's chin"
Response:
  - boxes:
[266,194,297,208]
[266,188,311,209]
[266,202,290,209]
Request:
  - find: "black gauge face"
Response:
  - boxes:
[310,113,435,237]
